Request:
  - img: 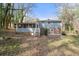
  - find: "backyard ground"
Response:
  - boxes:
[0,30,79,56]
[18,35,79,56]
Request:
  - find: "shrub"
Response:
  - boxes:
[62,31,66,35]
[40,28,49,36]
[44,28,49,36]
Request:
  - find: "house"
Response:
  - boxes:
[15,19,62,36]
[39,20,62,36]
[15,20,40,36]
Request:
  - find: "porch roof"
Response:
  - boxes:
[39,20,61,23]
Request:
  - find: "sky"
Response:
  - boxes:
[14,3,78,20]
[14,3,61,20]
[32,3,60,20]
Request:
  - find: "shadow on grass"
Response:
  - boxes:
[18,36,52,56]
[0,37,21,56]
[47,35,79,56]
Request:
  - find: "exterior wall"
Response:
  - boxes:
[15,20,62,36]
[48,23,62,35]
[16,28,40,36]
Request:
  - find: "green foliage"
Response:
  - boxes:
[40,28,49,36]
[65,23,70,31]
[0,3,35,29]
[0,37,21,56]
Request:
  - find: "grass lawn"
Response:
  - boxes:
[0,37,21,56]
[1,31,79,56]
[48,35,79,56]
[18,35,79,56]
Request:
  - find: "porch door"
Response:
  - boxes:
[49,23,61,35]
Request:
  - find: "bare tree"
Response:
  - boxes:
[59,4,75,33]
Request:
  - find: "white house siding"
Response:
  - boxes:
[16,28,40,36]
